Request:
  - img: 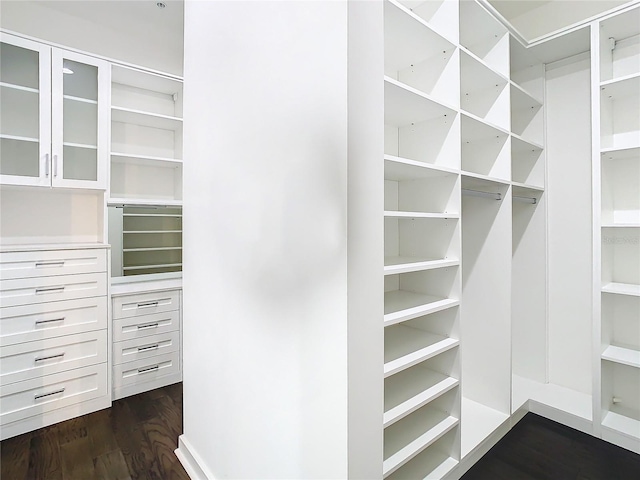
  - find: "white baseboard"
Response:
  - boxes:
[175,434,216,480]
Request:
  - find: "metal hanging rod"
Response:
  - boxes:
[462,188,502,201]
[513,195,537,205]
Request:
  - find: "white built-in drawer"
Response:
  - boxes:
[113,290,180,319]
[0,297,108,347]
[1,330,107,385]
[0,249,107,281]
[113,351,180,389]
[0,273,107,308]
[113,331,180,365]
[0,363,107,426]
[113,310,180,343]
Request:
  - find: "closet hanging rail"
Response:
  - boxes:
[513,195,537,204]
[462,188,502,201]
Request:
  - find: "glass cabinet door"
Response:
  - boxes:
[51,49,109,189]
[0,34,51,186]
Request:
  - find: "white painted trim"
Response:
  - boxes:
[176,435,216,480]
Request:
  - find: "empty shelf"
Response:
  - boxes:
[384,290,459,326]
[109,198,183,207]
[385,325,459,377]
[602,345,640,369]
[123,263,182,271]
[383,413,458,478]
[384,257,459,275]
[602,411,640,440]
[0,81,38,94]
[111,152,183,166]
[112,106,183,131]
[385,77,456,127]
[602,283,640,296]
[600,73,640,100]
[601,146,640,160]
[384,155,458,180]
[385,366,459,427]
[384,211,458,219]
[386,453,458,480]
[461,397,509,458]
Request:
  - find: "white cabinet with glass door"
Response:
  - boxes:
[0,33,109,189]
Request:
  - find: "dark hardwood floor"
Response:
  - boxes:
[1,382,189,480]
[462,413,640,480]
[3,392,640,480]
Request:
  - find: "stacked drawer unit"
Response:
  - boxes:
[112,289,181,400]
[0,247,110,440]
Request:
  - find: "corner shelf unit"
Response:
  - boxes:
[597,4,640,451]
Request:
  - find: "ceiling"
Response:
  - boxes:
[488,0,554,20]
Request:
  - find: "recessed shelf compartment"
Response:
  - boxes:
[385,351,459,427]
[459,0,509,77]
[110,156,182,203]
[384,267,459,326]
[384,324,459,378]
[599,6,640,82]
[392,0,459,44]
[384,0,458,107]
[602,292,640,364]
[601,147,639,225]
[510,37,544,101]
[385,77,460,170]
[461,397,509,457]
[461,113,510,180]
[512,135,544,189]
[460,52,509,131]
[0,84,39,140]
[602,227,639,287]
[602,345,640,369]
[111,107,182,132]
[510,84,543,146]
[383,390,459,478]
[602,411,640,441]
[602,282,640,297]
[385,435,458,480]
[600,74,640,150]
[602,361,640,428]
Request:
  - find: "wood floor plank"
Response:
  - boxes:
[26,427,62,480]
[0,430,31,480]
[59,435,97,480]
[94,449,133,480]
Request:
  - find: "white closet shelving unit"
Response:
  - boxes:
[383,1,461,477]
[596,4,640,452]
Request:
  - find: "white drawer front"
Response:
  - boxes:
[113,351,180,389]
[113,310,180,343]
[113,331,180,365]
[0,273,107,308]
[0,363,107,426]
[1,330,107,385]
[113,290,180,319]
[0,249,107,280]
[0,297,108,347]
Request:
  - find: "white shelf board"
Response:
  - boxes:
[601,72,640,89]
[384,325,459,377]
[601,146,640,160]
[108,198,183,207]
[112,64,182,95]
[461,171,510,189]
[512,134,544,154]
[123,247,183,253]
[384,0,455,74]
[63,142,97,150]
[386,453,458,480]
[512,375,593,422]
[123,213,182,218]
[602,224,640,228]
[600,73,640,100]
[63,94,97,105]
[384,257,459,276]
[461,111,510,141]
[384,210,458,219]
[123,263,182,271]
[0,133,38,143]
[512,182,544,193]
[384,365,459,427]
[385,77,456,127]
[459,46,509,84]
[384,290,459,326]
[110,272,182,292]
[111,106,183,131]
[510,80,542,105]
[602,282,640,297]
[461,397,509,458]
[383,414,458,478]
[384,155,458,180]
[0,81,38,94]
[602,411,640,441]
[602,345,640,369]
[111,152,183,166]
[122,230,182,234]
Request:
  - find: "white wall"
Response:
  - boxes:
[181,1,382,478]
[0,0,183,75]
[546,53,593,394]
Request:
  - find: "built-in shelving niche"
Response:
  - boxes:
[601,147,640,226]
[391,0,459,44]
[599,6,640,83]
[600,74,640,151]
[461,113,510,181]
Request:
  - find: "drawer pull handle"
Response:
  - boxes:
[35,261,65,267]
[137,301,159,308]
[138,344,159,352]
[34,388,65,400]
[138,365,159,374]
[35,353,65,362]
[35,317,66,325]
[35,286,65,294]
[137,323,159,330]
